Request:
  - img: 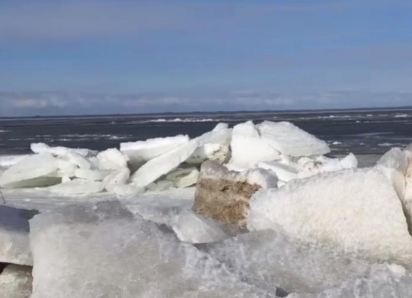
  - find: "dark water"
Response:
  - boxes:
[1,108,412,156]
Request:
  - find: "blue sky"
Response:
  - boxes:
[1,0,412,116]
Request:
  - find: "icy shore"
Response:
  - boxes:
[1,120,412,297]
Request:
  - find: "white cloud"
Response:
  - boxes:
[1,90,412,117]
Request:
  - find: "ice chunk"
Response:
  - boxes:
[74,168,110,181]
[248,168,412,267]
[0,265,33,298]
[103,168,130,193]
[257,121,330,157]
[48,179,104,195]
[130,139,199,188]
[29,201,273,298]
[56,158,77,177]
[120,135,189,169]
[213,122,229,131]
[96,148,128,170]
[62,151,91,170]
[377,148,409,202]
[297,154,358,179]
[0,155,31,168]
[377,147,408,173]
[229,121,281,169]
[187,143,230,164]
[201,229,372,294]
[125,188,196,226]
[0,205,37,265]
[289,264,412,298]
[0,154,60,189]
[339,153,358,169]
[173,210,242,244]
[246,168,278,189]
[30,143,95,157]
[197,123,231,146]
[166,168,199,188]
[111,184,144,197]
[258,161,298,183]
[146,180,175,192]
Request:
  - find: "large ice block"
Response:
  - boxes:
[0,154,60,189]
[130,139,199,188]
[257,121,330,157]
[201,229,372,294]
[29,201,273,298]
[248,168,412,267]
[48,179,104,195]
[229,121,281,169]
[120,135,189,169]
[96,148,128,170]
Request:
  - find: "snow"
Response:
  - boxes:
[229,121,281,169]
[96,148,128,170]
[257,121,331,157]
[29,201,272,298]
[0,205,36,266]
[48,179,104,195]
[248,168,412,267]
[130,139,199,188]
[0,154,60,189]
[120,135,189,169]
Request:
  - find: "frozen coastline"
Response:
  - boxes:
[0,120,412,298]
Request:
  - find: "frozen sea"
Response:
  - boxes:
[1,108,412,165]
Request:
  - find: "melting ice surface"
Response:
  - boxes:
[2,116,412,297]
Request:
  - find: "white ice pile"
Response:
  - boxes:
[0,120,356,196]
[29,201,273,298]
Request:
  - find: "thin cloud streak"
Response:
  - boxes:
[1,91,412,117]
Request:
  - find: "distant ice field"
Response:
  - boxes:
[1,108,412,156]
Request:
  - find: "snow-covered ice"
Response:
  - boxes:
[29,201,273,298]
[248,168,412,267]
[201,229,372,294]
[289,264,412,298]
